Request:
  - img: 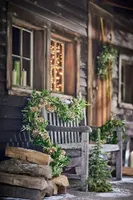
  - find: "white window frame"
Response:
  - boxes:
[12,25,33,89]
[119,54,133,109]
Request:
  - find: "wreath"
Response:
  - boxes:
[97,44,118,80]
[22,90,87,177]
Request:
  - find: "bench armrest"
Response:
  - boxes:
[46,125,92,133]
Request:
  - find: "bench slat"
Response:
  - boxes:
[46,125,91,132]
[58,143,119,152]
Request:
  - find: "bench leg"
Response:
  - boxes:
[81,132,89,191]
[116,128,122,180]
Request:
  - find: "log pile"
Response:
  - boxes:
[0,146,69,200]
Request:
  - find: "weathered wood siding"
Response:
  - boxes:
[112,21,133,137]
[0,95,28,161]
[80,36,88,99]
[1,0,88,96]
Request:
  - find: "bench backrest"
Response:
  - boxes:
[8,107,87,147]
[43,108,87,144]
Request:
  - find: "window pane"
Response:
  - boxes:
[12,27,20,56]
[22,59,31,87]
[121,60,133,104]
[50,40,64,92]
[23,31,31,58]
[12,57,21,86]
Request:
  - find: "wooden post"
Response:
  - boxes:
[87,3,93,125]
[116,128,122,180]
[46,24,51,90]
[81,131,89,191]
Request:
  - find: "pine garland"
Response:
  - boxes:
[22,90,87,177]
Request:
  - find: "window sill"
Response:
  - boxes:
[8,87,74,99]
[8,87,33,96]
[119,102,133,110]
[51,92,73,100]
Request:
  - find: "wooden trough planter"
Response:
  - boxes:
[0,147,69,200]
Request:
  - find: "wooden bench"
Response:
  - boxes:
[8,108,123,191]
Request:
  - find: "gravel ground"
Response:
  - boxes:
[1,177,133,200]
[45,177,133,200]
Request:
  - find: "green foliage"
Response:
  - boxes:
[90,114,126,144]
[48,144,70,177]
[88,129,112,192]
[97,44,118,79]
[22,90,86,177]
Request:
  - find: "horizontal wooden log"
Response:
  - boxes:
[46,125,92,133]
[0,172,48,190]
[0,118,21,131]
[0,105,22,119]
[0,95,27,107]
[0,184,45,200]
[122,167,133,176]
[5,146,53,165]
[0,159,52,179]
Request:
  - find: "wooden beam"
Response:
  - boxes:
[102,1,133,11]
[87,2,93,125]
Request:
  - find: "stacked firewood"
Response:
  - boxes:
[0,146,69,200]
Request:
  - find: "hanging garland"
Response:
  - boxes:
[97,44,118,80]
[22,90,87,177]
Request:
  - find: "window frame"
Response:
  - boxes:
[49,32,80,96]
[50,38,65,93]
[12,24,33,89]
[7,15,46,95]
[119,54,133,109]
[6,4,80,97]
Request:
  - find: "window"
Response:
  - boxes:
[7,11,79,96]
[7,16,46,94]
[12,25,33,88]
[50,35,77,96]
[119,55,133,106]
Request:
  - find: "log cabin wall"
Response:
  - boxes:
[112,19,133,137]
[0,0,7,95]
[0,0,88,161]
